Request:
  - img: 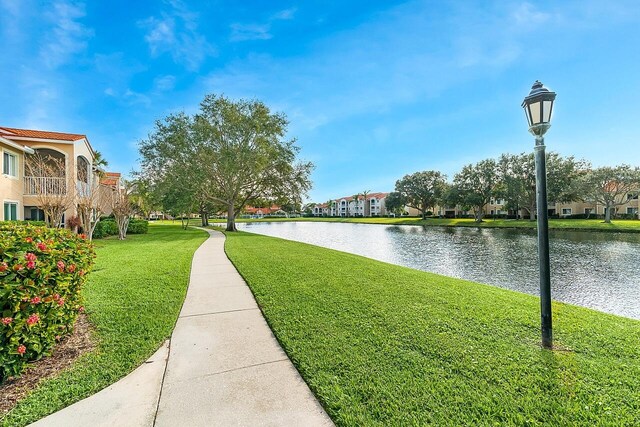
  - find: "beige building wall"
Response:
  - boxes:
[1,140,27,220]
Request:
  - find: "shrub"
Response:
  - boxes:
[127,219,149,234]
[91,218,148,239]
[0,220,47,227]
[0,224,95,381]
[92,219,118,239]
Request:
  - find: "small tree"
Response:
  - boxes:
[454,159,499,222]
[580,165,640,223]
[395,171,447,219]
[384,191,407,216]
[76,178,109,241]
[25,154,74,228]
[110,180,135,239]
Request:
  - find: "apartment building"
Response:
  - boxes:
[312,192,390,217]
[0,126,108,223]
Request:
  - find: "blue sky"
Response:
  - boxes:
[2,0,640,202]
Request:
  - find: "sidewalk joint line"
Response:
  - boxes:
[180,307,258,318]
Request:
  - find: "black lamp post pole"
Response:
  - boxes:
[534,135,552,348]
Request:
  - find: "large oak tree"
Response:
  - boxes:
[138,95,313,231]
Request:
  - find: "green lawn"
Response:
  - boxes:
[224,231,640,426]
[2,224,208,427]
[212,216,640,232]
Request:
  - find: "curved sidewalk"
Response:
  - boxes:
[32,228,333,427]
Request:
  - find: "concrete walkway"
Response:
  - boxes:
[32,229,333,427]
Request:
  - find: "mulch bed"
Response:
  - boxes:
[0,315,96,417]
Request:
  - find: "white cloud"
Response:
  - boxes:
[139,1,215,71]
[124,89,151,106]
[272,8,297,21]
[230,6,297,42]
[104,87,115,96]
[40,1,94,68]
[229,23,273,41]
[154,75,176,91]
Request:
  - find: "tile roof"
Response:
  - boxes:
[335,192,389,202]
[244,205,282,214]
[0,126,87,142]
[100,172,121,187]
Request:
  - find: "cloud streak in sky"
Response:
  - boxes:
[139,0,215,71]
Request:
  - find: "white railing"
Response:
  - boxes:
[24,176,67,195]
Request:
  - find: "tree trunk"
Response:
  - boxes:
[475,208,484,223]
[226,204,237,231]
[529,203,536,220]
[604,204,612,223]
[422,210,426,220]
[200,209,209,226]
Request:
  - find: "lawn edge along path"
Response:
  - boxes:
[1,224,208,427]
[223,230,640,426]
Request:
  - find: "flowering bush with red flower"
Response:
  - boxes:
[0,223,95,381]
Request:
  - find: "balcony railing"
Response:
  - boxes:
[24,176,67,195]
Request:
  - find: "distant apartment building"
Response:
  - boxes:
[312,192,390,217]
[0,126,115,223]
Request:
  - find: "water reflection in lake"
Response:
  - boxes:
[237,222,640,320]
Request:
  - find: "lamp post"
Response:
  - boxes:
[522,80,556,349]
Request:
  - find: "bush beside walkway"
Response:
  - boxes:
[1,224,207,426]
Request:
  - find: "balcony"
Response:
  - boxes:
[24,176,67,195]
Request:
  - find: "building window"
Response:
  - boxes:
[3,202,18,220]
[562,208,572,215]
[584,208,594,214]
[627,207,638,215]
[3,151,17,177]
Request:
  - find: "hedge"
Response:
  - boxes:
[0,224,95,381]
[92,218,148,239]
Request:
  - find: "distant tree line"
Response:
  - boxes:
[387,153,640,223]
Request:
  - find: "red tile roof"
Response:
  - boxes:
[0,126,87,141]
[335,192,389,202]
[244,205,282,214]
[100,172,121,187]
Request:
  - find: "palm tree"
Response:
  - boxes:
[325,199,334,217]
[362,190,371,217]
[92,150,109,178]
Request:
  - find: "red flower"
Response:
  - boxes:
[78,306,85,313]
[26,261,36,270]
[78,270,85,277]
[37,242,47,251]
[17,345,26,355]
[13,264,24,271]
[25,237,33,243]
[31,296,41,304]
[53,293,61,301]
[25,252,37,262]
[1,317,12,325]
[67,264,76,273]
[57,260,65,272]
[57,298,65,307]
[79,233,87,239]
[27,314,40,326]
[0,262,7,272]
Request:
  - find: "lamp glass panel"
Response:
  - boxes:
[543,100,553,123]
[529,100,541,125]
[524,108,532,127]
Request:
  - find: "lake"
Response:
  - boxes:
[236,222,640,320]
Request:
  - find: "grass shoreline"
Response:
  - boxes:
[210,216,640,233]
[224,230,640,426]
[2,224,208,426]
